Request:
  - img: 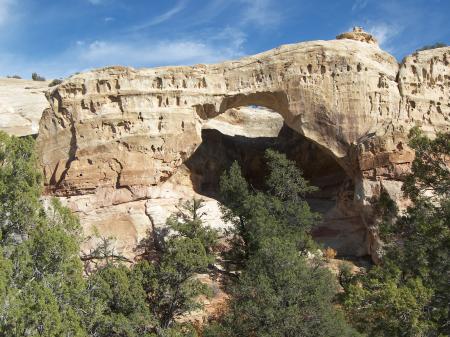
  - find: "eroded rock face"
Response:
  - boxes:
[354,46,450,260]
[35,36,450,260]
[399,47,450,133]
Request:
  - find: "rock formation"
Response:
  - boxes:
[0,78,50,136]
[337,27,378,45]
[31,31,450,260]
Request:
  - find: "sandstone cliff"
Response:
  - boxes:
[31,32,450,260]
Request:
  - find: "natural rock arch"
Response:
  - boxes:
[38,40,397,190]
[36,34,450,260]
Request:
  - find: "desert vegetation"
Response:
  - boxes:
[31,72,46,81]
[48,79,63,86]
[416,42,448,52]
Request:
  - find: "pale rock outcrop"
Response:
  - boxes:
[34,31,450,260]
[203,106,284,138]
[0,78,51,136]
[399,47,450,135]
[337,27,378,45]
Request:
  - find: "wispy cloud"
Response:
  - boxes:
[352,0,369,11]
[0,26,246,78]
[131,0,187,31]
[87,0,104,4]
[0,0,13,26]
[210,26,247,50]
[80,38,240,66]
[353,1,445,57]
[240,0,282,27]
[190,0,230,25]
[366,22,401,48]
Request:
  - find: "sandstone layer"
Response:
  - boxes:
[34,32,450,260]
[0,78,51,136]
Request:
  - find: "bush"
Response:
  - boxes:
[323,247,337,260]
[6,75,22,79]
[416,42,447,52]
[48,79,63,87]
[31,72,46,81]
[338,262,355,292]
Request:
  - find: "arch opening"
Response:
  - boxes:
[185,106,369,258]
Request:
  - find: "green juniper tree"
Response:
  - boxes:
[147,199,218,332]
[0,132,42,245]
[0,132,93,336]
[416,42,447,52]
[214,238,360,337]
[219,149,319,264]
[1,199,93,336]
[206,149,358,337]
[166,198,218,256]
[88,264,155,337]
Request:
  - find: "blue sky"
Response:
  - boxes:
[0,0,448,79]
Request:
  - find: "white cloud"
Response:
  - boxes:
[366,22,401,47]
[87,0,104,4]
[240,0,281,27]
[131,0,186,31]
[0,2,249,79]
